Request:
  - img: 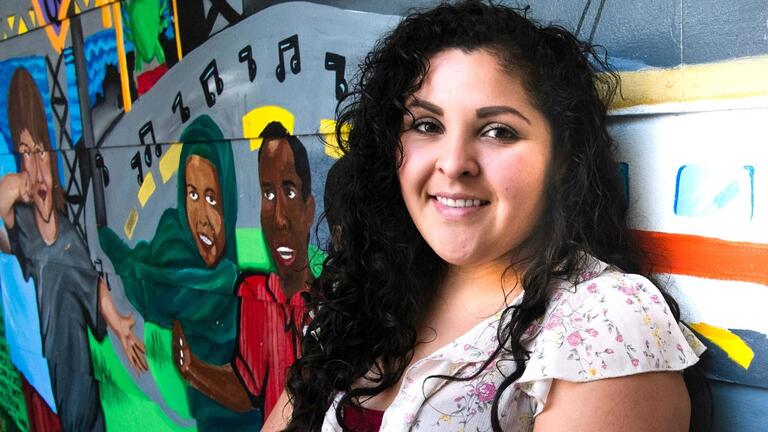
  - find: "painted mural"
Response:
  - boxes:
[0,0,766,431]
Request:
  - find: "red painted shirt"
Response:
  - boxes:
[233,273,308,417]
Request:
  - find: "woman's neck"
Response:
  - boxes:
[436,259,522,318]
[35,211,58,246]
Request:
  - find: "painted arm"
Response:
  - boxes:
[99,277,148,373]
[263,390,292,431]
[0,172,31,230]
[172,321,254,413]
[533,372,690,431]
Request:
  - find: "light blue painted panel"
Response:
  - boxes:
[711,381,768,432]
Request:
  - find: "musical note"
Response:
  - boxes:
[324,52,348,100]
[172,91,191,123]
[95,151,110,187]
[239,45,257,82]
[200,59,224,107]
[275,34,301,82]
[130,151,143,185]
[138,121,162,167]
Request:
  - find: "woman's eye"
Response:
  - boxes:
[482,124,519,140]
[413,119,442,134]
[287,190,297,199]
[205,195,217,205]
[188,191,199,200]
[264,191,275,201]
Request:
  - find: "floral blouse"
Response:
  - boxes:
[321,256,705,431]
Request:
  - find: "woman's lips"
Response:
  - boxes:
[430,193,490,218]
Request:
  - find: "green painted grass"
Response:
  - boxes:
[89,329,195,432]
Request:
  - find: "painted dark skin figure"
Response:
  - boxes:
[185,154,227,267]
[173,121,315,419]
[258,132,315,299]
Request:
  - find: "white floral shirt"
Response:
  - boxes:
[321,256,705,431]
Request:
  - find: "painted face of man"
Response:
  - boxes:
[185,155,226,267]
[19,129,54,224]
[259,138,315,284]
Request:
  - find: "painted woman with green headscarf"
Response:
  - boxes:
[99,115,261,430]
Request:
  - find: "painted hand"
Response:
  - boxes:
[172,320,193,380]
[16,171,32,204]
[115,313,148,373]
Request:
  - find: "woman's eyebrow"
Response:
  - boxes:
[476,105,531,125]
[407,98,443,116]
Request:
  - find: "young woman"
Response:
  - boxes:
[267,2,705,431]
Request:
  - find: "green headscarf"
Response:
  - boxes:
[99,115,239,360]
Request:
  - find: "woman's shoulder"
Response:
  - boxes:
[520,256,704,384]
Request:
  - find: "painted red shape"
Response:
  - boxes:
[633,230,768,285]
[137,63,169,96]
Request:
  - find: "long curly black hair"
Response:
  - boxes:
[285,1,681,430]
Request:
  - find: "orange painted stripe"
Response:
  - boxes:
[171,0,183,61]
[112,2,132,112]
[633,230,768,285]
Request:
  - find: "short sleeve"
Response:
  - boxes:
[516,269,705,417]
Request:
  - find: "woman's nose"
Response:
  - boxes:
[435,133,480,179]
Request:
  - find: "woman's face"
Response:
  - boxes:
[19,129,54,224]
[398,48,552,272]
[185,155,226,267]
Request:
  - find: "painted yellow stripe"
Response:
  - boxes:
[99,0,112,28]
[171,0,183,61]
[17,16,27,35]
[112,2,132,112]
[123,207,138,239]
[611,56,768,109]
[690,322,754,370]
[137,172,156,207]
[159,143,182,183]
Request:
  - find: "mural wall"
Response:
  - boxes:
[0,0,766,431]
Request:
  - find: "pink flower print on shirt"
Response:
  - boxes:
[651,294,661,304]
[476,382,497,402]
[567,332,582,346]
[587,328,599,337]
[616,334,624,343]
[587,283,598,294]
[631,358,640,367]
[544,314,562,330]
[570,313,583,328]
[621,284,637,296]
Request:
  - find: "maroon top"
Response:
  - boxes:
[343,405,385,432]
